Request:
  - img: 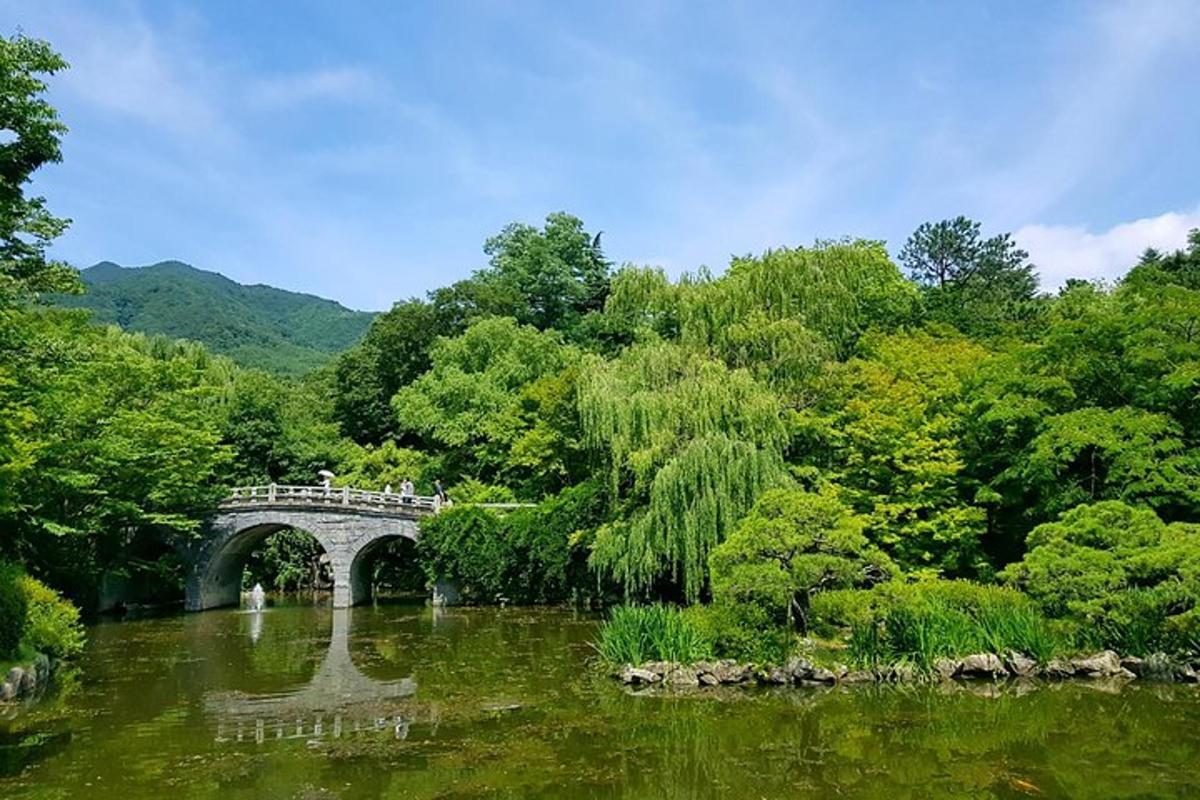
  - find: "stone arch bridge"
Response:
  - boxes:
[180,485,440,611]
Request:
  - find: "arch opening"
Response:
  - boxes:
[193,524,331,610]
[349,535,423,606]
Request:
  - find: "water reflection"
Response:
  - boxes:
[205,608,416,744]
[4,606,1200,799]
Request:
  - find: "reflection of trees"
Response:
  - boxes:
[9,608,1200,799]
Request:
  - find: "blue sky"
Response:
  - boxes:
[4,1,1200,310]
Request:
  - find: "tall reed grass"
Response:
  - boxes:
[828,580,1066,671]
[595,604,713,667]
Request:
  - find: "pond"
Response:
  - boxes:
[2,602,1199,799]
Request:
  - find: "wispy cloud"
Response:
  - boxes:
[1017,207,1200,289]
[43,6,234,145]
[246,67,383,109]
[3,0,1197,309]
[970,0,1200,226]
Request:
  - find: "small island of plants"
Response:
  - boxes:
[595,494,1200,686]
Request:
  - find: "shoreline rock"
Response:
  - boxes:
[615,649,1200,689]
[0,652,55,704]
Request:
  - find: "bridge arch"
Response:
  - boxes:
[349,534,421,606]
[188,522,333,611]
[181,486,432,611]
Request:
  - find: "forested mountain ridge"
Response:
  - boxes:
[52,260,376,374]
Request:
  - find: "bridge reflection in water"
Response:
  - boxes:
[205,608,418,744]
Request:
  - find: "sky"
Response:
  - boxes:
[4,1,1200,311]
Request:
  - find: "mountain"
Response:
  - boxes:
[54,261,376,374]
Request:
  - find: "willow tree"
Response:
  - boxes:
[677,240,918,365]
[578,340,789,600]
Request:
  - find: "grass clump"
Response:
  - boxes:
[814,579,1065,671]
[595,604,713,667]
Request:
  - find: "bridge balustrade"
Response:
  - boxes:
[222,484,440,513]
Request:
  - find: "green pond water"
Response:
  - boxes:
[2,602,1200,799]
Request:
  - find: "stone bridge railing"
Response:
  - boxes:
[221,484,441,514]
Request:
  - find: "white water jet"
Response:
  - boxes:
[248,583,266,612]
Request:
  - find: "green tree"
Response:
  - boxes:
[795,331,990,575]
[678,239,918,364]
[221,370,291,484]
[391,316,580,491]
[482,211,611,332]
[333,299,445,444]
[709,489,896,631]
[1001,501,1200,652]
[4,310,234,602]
[1004,406,1200,518]
[337,440,427,491]
[579,340,791,600]
[1130,228,1200,291]
[900,217,1039,336]
[0,35,80,303]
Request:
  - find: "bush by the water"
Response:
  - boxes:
[17,573,85,659]
[708,489,897,632]
[684,601,792,665]
[814,579,1064,670]
[595,605,712,667]
[1001,501,1200,655]
[418,482,603,604]
[0,562,29,660]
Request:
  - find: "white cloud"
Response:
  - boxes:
[246,67,382,109]
[1016,208,1200,289]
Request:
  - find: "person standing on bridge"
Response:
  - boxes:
[400,478,414,505]
[434,479,448,504]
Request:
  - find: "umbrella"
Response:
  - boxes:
[317,469,335,479]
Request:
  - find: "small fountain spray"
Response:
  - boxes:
[249,582,266,612]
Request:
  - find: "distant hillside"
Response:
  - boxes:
[54,261,376,374]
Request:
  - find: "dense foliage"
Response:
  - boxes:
[16,572,84,659]
[416,480,603,604]
[0,34,80,303]
[709,489,896,631]
[0,563,28,659]
[0,562,84,662]
[1002,502,1200,654]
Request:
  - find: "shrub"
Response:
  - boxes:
[417,506,512,602]
[504,480,604,603]
[418,481,603,604]
[709,488,897,632]
[594,605,712,667]
[684,602,792,665]
[814,579,1065,670]
[17,574,84,659]
[0,562,28,659]
[1002,501,1200,654]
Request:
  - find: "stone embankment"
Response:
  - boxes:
[619,650,1200,687]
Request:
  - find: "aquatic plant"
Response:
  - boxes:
[818,579,1066,670]
[594,604,713,667]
